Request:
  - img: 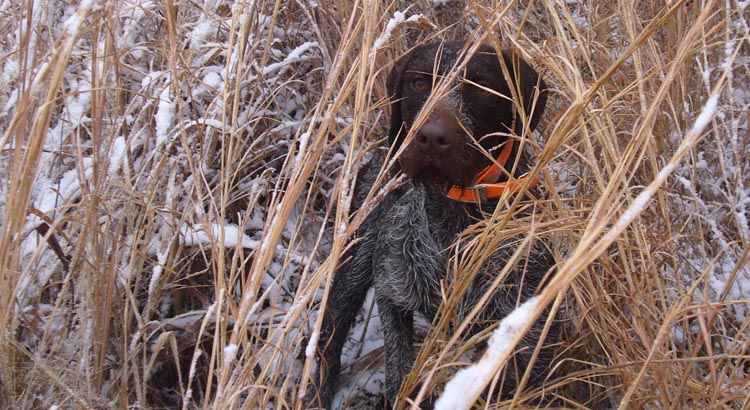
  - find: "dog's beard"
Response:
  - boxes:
[409,166,453,190]
[400,158,479,190]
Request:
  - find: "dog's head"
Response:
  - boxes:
[386,41,547,190]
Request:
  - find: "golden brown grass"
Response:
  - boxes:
[1,0,748,409]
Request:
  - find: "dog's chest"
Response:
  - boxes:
[372,185,471,314]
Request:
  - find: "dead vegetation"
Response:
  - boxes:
[0,0,748,409]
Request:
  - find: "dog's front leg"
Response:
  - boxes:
[377,295,415,406]
[316,239,375,409]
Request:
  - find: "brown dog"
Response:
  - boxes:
[314,41,553,409]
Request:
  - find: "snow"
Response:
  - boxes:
[189,19,215,48]
[108,136,127,177]
[435,296,541,410]
[305,331,319,358]
[293,131,311,168]
[706,258,750,322]
[251,41,320,81]
[689,94,719,137]
[188,347,204,381]
[372,12,426,55]
[155,86,175,147]
[148,250,168,297]
[63,12,83,35]
[183,118,229,133]
[605,92,720,245]
[224,344,239,365]
[203,71,223,89]
[178,223,259,249]
[33,159,89,216]
[2,0,749,408]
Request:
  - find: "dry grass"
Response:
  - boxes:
[1,0,748,409]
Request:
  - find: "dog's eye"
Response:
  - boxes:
[411,76,429,91]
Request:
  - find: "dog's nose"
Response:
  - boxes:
[416,122,453,153]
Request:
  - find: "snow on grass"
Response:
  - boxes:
[293,131,311,168]
[108,136,127,177]
[1,0,335,407]
[435,296,541,410]
[371,11,427,56]
[189,19,215,49]
[305,331,319,358]
[33,157,93,217]
[251,41,320,82]
[202,71,223,90]
[688,94,719,137]
[148,250,168,298]
[707,258,750,322]
[668,33,750,325]
[155,85,175,147]
[3,0,749,408]
[224,344,239,366]
[178,223,259,249]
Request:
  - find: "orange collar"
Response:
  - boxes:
[446,139,538,203]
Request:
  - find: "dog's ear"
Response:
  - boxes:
[501,49,548,137]
[386,50,413,147]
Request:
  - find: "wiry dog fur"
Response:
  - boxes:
[312,41,555,409]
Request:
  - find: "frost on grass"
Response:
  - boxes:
[372,11,432,56]
[178,223,259,250]
[667,18,750,328]
[4,0,750,408]
[155,85,175,147]
[435,296,540,410]
[224,344,239,366]
[2,0,336,407]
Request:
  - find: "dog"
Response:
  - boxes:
[313,41,554,409]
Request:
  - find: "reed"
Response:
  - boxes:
[0,0,747,408]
